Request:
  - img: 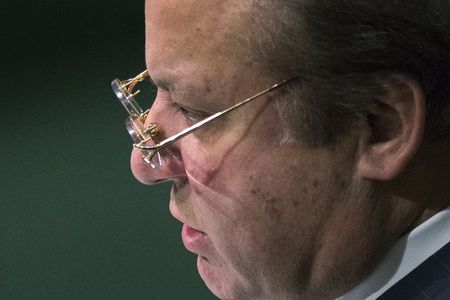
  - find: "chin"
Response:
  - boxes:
[197,256,242,300]
[196,256,266,300]
[197,256,232,299]
[196,256,317,300]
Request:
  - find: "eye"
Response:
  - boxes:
[178,104,208,122]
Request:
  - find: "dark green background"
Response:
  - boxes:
[1,1,214,299]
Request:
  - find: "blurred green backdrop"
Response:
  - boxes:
[1,1,215,299]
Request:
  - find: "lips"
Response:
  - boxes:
[170,186,213,256]
[182,223,211,256]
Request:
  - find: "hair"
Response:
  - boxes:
[241,0,450,146]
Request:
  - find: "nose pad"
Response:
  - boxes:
[129,96,187,184]
[125,116,167,168]
[143,147,180,169]
[125,116,147,144]
[130,139,185,185]
[125,116,163,144]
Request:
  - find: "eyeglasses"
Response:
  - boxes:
[111,70,295,168]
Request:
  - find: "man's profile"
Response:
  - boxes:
[113,1,450,299]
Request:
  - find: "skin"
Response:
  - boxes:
[130,0,449,299]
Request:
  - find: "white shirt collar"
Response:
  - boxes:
[338,206,450,300]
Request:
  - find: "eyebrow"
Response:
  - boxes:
[149,75,193,101]
[149,76,175,92]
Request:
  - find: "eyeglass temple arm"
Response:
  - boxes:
[134,77,295,151]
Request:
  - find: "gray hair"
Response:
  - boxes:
[241,0,450,146]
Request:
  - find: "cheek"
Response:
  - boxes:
[182,135,272,199]
[190,175,321,297]
[181,104,283,193]
[186,158,320,261]
[184,144,357,297]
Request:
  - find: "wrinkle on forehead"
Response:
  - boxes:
[145,0,273,109]
[145,0,250,69]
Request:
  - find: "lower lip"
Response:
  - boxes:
[182,224,210,255]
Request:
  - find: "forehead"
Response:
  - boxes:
[145,0,250,81]
[146,0,232,29]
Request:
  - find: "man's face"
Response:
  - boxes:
[131,1,388,299]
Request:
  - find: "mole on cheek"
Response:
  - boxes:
[202,77,212,94]
[263,196,282,224]
[249,187,283,223]
[335,174,349,191]
[204,82,211,93]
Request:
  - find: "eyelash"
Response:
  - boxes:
[177,104,207,122]
[155,88,208,122]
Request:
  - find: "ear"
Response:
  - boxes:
[357,74,426,180]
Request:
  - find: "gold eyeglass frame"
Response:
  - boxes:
[112,70,296,166]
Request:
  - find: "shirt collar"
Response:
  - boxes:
[337,206,450,300]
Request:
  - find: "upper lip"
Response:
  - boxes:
[169,196,204,233]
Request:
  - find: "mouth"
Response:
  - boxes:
[181,223,211,256]
[169,191,213,256]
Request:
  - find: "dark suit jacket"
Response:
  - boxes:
[377,241,450,300]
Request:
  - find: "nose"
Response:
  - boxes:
[130,96,186,185]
